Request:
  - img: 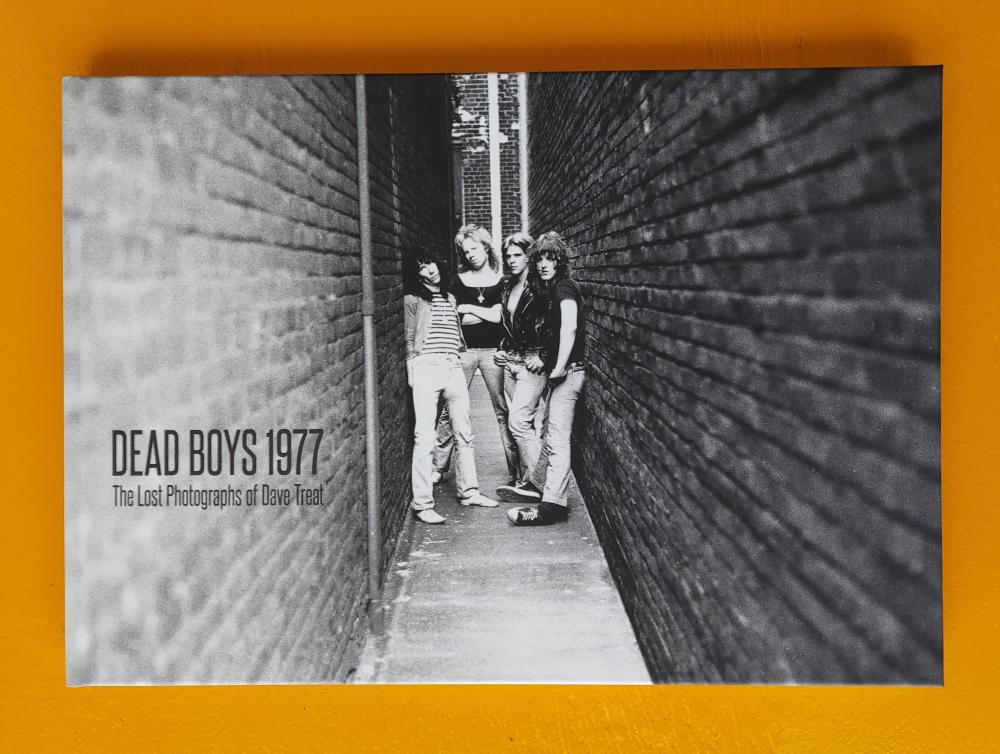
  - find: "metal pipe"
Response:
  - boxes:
[355,74,383,634]
[487,73,503,247]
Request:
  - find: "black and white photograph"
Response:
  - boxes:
[63,67,941,685]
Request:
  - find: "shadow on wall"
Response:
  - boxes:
[537,67,942,683]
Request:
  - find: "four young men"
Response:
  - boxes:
[422,226,586,527]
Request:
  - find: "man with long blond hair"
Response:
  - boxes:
[432,224,519,488]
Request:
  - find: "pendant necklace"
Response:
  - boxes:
[476,287,485,304]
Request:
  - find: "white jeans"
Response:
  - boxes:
[527,365,585,506]
[410,353,479,509]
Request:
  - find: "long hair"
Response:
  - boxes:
[528,231,571,291]
[454,224,500,273]
[402,245,451,301]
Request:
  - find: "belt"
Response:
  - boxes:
[507,348,542,361]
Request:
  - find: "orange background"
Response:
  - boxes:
[1,1,996,750]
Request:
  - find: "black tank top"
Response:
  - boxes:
[452,276,504,348]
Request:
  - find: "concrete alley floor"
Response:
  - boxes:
[355,377,651,684]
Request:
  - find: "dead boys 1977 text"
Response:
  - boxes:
[111,428,325,477]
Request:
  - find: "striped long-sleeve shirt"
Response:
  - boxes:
[421,293,462,355]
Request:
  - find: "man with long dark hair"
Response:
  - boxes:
[402,245,498,524]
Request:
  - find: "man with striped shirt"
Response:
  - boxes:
[403,246,499,524]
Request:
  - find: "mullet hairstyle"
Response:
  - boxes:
[402,245,452,301]
[454,224,500,273]
[528,231,571,285]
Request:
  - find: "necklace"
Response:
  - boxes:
[462,270,497,304]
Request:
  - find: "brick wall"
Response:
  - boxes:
[365,75,454,573]
[497,74,523,237]
[63,74,451,684]
[527,68,941,683]
[451,73,522,241]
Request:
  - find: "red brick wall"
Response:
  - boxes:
[63,74,451,684]
[527,68,941,683]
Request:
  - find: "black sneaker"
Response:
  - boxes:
[507,501,569,526]
[496,481,542,502]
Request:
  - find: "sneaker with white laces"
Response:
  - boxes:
[414,508,446,524]
[459,492,499,508]
[507,502,569,526]
[431,470,442,484]
[507,505,540,524]
[495,480,541,502]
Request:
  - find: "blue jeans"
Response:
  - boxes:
[410,353,479,509]
[433,347,518,483]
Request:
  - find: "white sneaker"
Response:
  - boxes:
[415,508,446,524]
[431,471,442,484]
[459,492,499,508]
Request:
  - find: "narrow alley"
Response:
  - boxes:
[64,71,941,685]
[356,378,650,683]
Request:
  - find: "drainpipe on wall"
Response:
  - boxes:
[487,73,503,248]
[355,74,384,635]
